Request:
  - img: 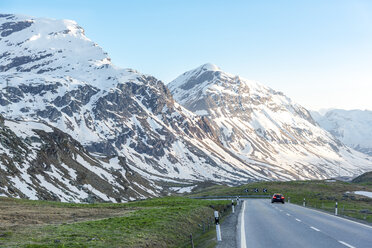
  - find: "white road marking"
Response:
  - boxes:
[310,226,320,232]
[338,241,356,248]
[295,218,301,222]
[279,210,283,212]
[241,201,247,248]
[286,213,291,216]
[290,204,372,229]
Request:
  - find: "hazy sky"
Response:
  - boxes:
[1,0,372,111]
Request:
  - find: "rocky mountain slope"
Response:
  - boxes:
[0,114,160,202]
[0,14,272,201]
[311,109,372,156]
[169,64,372,180]
[1,13,371,202]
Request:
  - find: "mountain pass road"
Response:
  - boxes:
[237,199,372,248]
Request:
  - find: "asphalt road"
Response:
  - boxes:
[237,199,372,248]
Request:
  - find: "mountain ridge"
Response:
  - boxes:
[0,13,371,202]
[0,14,270,202]
[311,109,372,156]
[169,64,372,180]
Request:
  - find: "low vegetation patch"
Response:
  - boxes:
[0,196,231,248]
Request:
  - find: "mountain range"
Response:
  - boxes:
[0,14,371,202]
[311,109,372,156]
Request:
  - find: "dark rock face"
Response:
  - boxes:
[0,20,33,37]
[2,86,24,103]
[37,106,62,121]
[0,54,53,72]
[53,85,99,107]
[86,141,117,156]
[19,82,62,95]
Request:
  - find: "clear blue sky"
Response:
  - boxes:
[2,0,372,110]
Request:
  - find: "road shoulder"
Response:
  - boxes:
[216,201,242,248]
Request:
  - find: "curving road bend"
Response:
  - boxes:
[237,199,372,248]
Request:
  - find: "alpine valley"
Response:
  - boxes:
[0,14,371,202]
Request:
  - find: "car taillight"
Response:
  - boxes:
[281,197,285,199]
[273,196,276,199]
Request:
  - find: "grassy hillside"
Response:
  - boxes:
[352,171,372,185]
[0,197,231,248]
[190,180,372,223]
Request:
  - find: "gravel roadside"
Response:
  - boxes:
[216,201,241,248]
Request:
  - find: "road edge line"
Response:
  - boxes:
[240,201,247,248]
[288,203,372,229]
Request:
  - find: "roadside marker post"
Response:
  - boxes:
[232,200,235,213]
[288,197,290,203]
[335,201,338,216]
[214,211,222,242]
[303,198,306,207]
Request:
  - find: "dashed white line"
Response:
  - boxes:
[286,213,291,216]
[310,226,320,232]
[338,241,356,248]
[279,210,283,212]
[295,218,301,222]
[240,201,247,248]
[291,203,372,230]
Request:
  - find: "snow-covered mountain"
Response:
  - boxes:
[0,14,273,201]
[311,109,372,156]
[169,64,372,179]
[1,13,371,202]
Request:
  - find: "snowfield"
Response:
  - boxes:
[354,191,372,198]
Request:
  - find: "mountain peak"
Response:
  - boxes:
[0,13,124,89]
[198,63,221,72]
[167,63,222,91]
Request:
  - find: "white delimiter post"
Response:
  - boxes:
[303,198,306,207]
[335,201,338,216]
[232,200,235,213]
[214,211,222,241]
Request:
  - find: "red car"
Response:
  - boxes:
[271,193,285,204]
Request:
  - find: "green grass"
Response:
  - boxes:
[3,179,369,247]
[0,197,231,248]
[190,180,372,223]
